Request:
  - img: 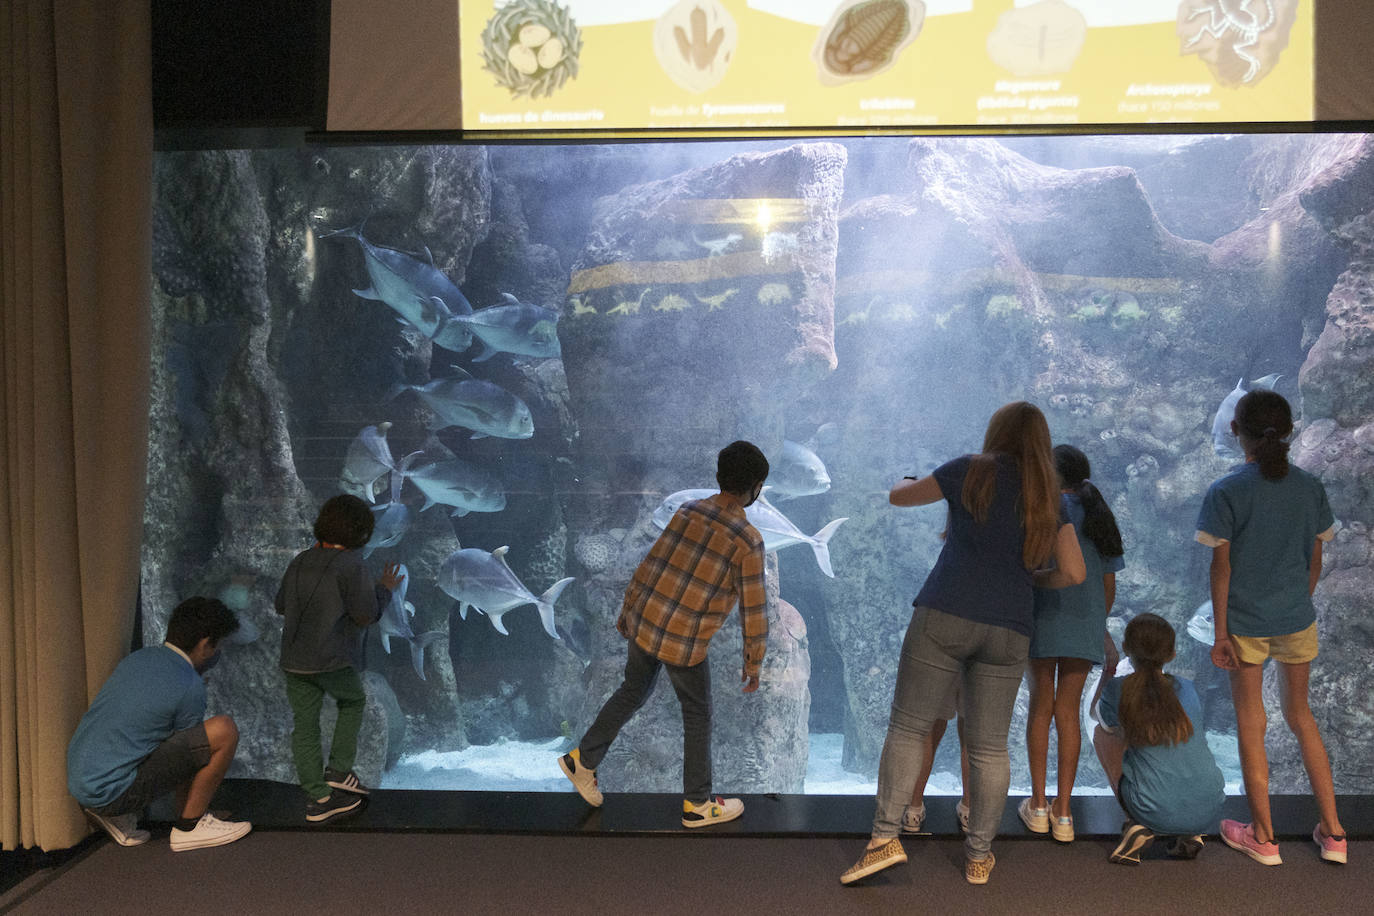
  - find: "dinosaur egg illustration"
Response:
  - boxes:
[653,0,739,94]
[986,1,1088,77]
[480,0,583,100]
[813,0,926,87]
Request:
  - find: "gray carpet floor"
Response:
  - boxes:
[3,832,1366,915]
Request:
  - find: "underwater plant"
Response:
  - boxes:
[481,0,583,99]
[985,293,1022,318]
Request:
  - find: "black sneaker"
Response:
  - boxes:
[325,768,369,795]
[1110,820,1155,865]
[306,789,363,823]
[1167,834,1206,859]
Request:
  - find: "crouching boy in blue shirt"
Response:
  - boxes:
[67,597,251,851]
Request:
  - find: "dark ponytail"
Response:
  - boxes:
[1233,390,1292,481]
[1053,444,1123,559]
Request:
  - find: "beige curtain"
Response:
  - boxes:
[1,0,152,851]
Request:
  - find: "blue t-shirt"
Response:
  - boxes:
[1030,494,1125,661]
[1097,674,1224,836]
[66,645,206,808]
[914,454,1034,636]
[1195,462,1335,638]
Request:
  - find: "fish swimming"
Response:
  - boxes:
[377,564,445,679]
[437,543,573,639]
[1186,600,1214,645]
[363,500,411,557]
[388,369,534,439]
[321,224,474,351]
[399,452,507,517]
[445,293,562,362]
[1211,374,1284,459]
[767,438,832,501]
[652,489,848,577]
[340,423,397,503]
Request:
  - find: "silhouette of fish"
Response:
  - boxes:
[438,543,572,639]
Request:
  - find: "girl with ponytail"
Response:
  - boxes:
[1022,445,1125,843]
[1092,613,1224,865]
[1196,389,1347,865]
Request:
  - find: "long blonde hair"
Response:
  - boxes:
[961,401,1059,570]
[1119,613,1193,747]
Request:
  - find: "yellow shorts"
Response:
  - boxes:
[1231,623,1318,665]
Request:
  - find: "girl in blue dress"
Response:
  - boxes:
[1022,445,1123,842]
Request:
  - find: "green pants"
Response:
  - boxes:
[285,668,366,799]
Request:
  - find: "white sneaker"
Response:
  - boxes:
[1018,797,1049,834]
[83,808,150,847]
[169,813,252,851]
[956,800,970,833]
[900,803,926,834]
[681,796,743,828]
[558,749,603,807]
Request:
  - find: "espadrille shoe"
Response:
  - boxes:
[964,852,996,885]
[840,838,907,885]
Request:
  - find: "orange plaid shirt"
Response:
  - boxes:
[618,493,768,676]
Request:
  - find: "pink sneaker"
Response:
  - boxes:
[1313,825,1347,864]
[1220,819,1282,866]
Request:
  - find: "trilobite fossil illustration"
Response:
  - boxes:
[813,0,926,87]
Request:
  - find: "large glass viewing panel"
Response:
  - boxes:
[144,133,1373,796]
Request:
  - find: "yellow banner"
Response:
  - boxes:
[460,1,1314,132]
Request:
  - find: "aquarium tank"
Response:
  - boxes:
[142,134,1374,798]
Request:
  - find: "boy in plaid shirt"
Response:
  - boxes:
[560,441,770,827]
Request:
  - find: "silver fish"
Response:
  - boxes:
[1186,600,1214,645]
[449,293,561,362]
[437,544,572,639]
[321,224,474,351]
[377,564,444,679]
[652,489,848,577]
[388,369,534,440]
[1212,374,1284,459]
[340,423,396,503]
[363,500,411,558]
[768,438,831,500]
[400,453,506,517]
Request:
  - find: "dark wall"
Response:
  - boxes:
[152,0,328,133]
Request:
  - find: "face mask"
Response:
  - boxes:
[196,649,222,674]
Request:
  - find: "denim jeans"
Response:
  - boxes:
[579,639,714,802]
[871,606,1030,859]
